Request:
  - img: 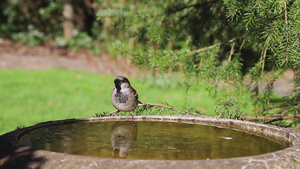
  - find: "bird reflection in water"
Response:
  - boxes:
[110,121,138,158]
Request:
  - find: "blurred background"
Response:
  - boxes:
[0,0,299,135]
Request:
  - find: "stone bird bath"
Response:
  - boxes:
[0,116,299,169]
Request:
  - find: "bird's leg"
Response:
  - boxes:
[131,110,137,119]
[131,113,136,119]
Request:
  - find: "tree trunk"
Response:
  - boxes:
[63,0,74,42]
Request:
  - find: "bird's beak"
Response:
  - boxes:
[114,79,121,91]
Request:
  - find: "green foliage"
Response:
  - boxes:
[16,126,26,130]
[0,0,103,50]
[96,0,299,127]
[94,112,108,117]
[215,98,243,119]
[0,0,63,44]
[0,0,298,127]
[55,31,102,54]
[11,31,45,46]
[224,0,299,69]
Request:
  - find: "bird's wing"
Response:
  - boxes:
[132,88,142,104]
[132,88,138,99]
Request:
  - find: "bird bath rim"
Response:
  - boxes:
[1,115,300,169]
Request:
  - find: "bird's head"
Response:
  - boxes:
[114,76,131,91]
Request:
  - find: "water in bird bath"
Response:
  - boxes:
[19,121,287,160]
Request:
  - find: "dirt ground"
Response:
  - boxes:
[0,39,297,96]
[0,39,140,77]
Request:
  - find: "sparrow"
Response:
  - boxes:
[111,76,142,113]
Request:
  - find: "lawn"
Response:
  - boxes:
[0,69,221,135]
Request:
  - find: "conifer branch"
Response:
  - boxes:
[101,103,182,117]
[116,39,236,58]
[243,114,300,123]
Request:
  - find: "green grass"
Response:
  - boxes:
[1,69,296,135]
[0,69,222,135]
[0,69,112,134]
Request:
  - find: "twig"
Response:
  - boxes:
[283,0,289,62]
[166,0,217,15]
[228,42,235,62]
[140,103,182,113]
[243,114,300,123]
[101,110,118,116]
[116,39,236,58]
[156,107,165,115]
[102,103,182,116]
